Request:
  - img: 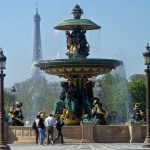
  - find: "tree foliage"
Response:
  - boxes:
[4,89,14,114]
[128,79,146,114]
[5,77,60,122]
[129,74,146,81]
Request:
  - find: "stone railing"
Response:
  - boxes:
[6,126,82,144]
[4,124,146,144]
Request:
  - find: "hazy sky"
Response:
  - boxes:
[0,0,149,87]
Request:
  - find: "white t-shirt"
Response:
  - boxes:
[35,118,39,126]
[45,116,56,127]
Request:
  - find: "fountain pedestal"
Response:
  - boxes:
[128,122,143,143]
[81,124,95,143]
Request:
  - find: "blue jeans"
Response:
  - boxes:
[38,128,45,145]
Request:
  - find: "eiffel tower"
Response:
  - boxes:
[31,8,45,79]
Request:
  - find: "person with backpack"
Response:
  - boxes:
[53,115,64,144]
[32,114,40,144]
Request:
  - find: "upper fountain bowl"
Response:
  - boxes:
[54,19,101,30]
[54,4,100,31]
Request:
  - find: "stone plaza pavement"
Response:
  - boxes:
[8,143,150,150]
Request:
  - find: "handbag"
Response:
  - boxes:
[32,121,36,129]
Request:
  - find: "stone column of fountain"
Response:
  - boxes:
[36,4,122,125]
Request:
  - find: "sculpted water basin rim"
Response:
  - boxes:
[35,58,122,78]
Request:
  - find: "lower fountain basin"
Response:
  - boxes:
[35,58,122,79]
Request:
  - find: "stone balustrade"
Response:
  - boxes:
[4,124,146,144]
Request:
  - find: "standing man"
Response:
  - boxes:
[45,113,56,145]
[38,114,45,145]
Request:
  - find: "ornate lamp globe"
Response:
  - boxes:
[0,48,6,70]
[143,43,150,65]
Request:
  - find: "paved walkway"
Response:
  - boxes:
[8,143,150,150]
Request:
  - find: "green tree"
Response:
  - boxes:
[4,89,14,114]
[6,77,60,122]
[129,74,146,81]
[128,79,146,114]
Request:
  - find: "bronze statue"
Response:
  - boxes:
[64,92,79,119]
[9,102,24,126]
[81,80,95,114]
[66,29,89,58]
[92,99,107,125]
[54,95,65,116]
[131,103,144,123]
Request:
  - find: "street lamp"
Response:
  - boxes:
[143,43,150,148]
[0,48,9,150]
[10,86,16,109]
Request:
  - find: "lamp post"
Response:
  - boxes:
[143,43,150,148]
[10,86,16,110]
[0,48,9,149]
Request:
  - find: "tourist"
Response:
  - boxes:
[32,114,40,144]
[45,113,56,145]
[53,115,64,144]
[38,113,45,145]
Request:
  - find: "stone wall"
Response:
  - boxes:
[141,125,146,141]
[5,124,147,144]
[6,126,82,144]
[94,125,129,143]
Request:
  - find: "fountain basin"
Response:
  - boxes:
[54,19,101,30]
[35,58,122,79]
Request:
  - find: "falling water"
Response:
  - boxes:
[111,64,132,122]
[15,78,60,125]
[94,64,132,124]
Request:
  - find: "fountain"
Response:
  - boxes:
[35,4,122,125]
[4,5,147,145]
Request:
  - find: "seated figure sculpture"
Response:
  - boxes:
[64,93,79,119]
[80,113,94,125]
[92,99,107,125]
[54,81,80,124]
[14,102,24,126]
[131,103,144,123]
[8,102,24,126]
[8,107,15,125]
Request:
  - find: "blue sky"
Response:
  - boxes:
[0,0,149,87]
